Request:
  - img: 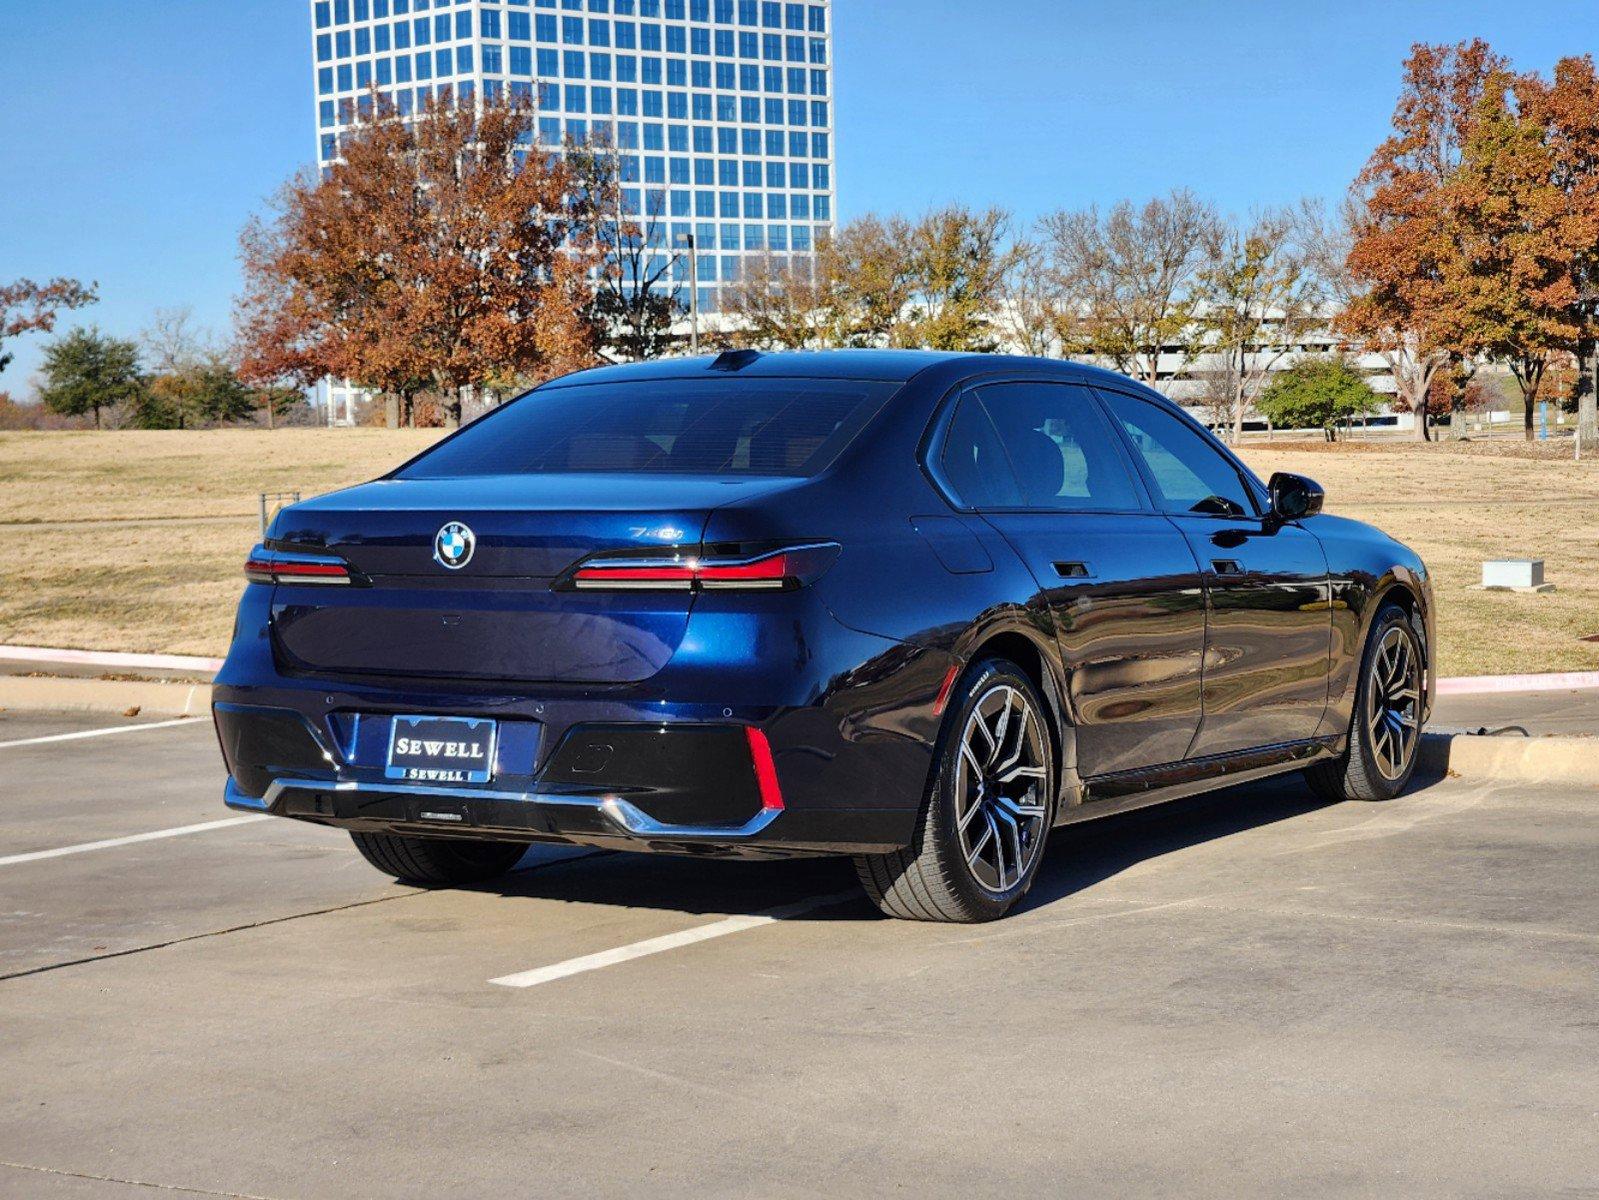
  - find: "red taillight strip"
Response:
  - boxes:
[572,564,698,588]
[244,548,352,586]
[570,545,835,592]
[745,726,785,811]
[273,561,349,578]
[697,553,791,588]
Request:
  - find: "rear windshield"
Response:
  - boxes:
[396,378,898,478]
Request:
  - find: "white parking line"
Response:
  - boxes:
[0,717,201,750]
[0,816,271,867]
[489,889,860,989]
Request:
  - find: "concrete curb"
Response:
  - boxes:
[0,645,223,675]
[1419,732,1595,788]
[0,675,212,717]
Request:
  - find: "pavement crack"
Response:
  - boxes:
[0,1159,284,1199]
[0,849,610,985]
[0,892,425,984]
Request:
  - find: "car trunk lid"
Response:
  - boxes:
[266,474,790,684]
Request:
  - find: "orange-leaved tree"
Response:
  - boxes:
[1522,55,1599,442]
[1449,70,1579,439]
[0,278,98,377]
[236,92,604,426]
[1343,40,1507,441]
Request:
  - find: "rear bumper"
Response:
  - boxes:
[212,575,955,856]
[224,774,913,856]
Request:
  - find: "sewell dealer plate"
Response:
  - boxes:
[386,715,497,784]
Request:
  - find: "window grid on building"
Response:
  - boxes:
[310,0,837,315]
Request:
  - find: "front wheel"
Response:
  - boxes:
[1306,602,1426,802]
[350,831,528,886]
[855,658,1055,922]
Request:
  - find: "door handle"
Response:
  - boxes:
[1210,558,1244,576]
[1053,561,1092,579]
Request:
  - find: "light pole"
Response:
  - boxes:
[679,232,699,355]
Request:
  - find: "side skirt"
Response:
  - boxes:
[1057,737,1343,827]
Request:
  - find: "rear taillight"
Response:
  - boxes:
[244,545,353,586]
[567,543,839,592]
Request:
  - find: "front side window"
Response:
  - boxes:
[1097,390,1256,517]
[397,379,898,478]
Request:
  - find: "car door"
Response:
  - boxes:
[943,380,1207,779]
[1094,387,1332,759]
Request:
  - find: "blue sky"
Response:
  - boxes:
[0,0,1589,392]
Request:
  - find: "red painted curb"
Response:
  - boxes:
[1436,672,1599,696]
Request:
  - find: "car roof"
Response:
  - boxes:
[538,349,1150,392]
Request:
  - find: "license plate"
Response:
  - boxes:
[386,716,497,784]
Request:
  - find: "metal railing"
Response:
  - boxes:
[259,492,302,538]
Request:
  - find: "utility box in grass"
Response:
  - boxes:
[1482,559,1546,589]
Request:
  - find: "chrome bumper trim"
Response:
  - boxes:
[227,776,781,841]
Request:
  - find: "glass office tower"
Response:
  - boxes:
[310,0,836,316]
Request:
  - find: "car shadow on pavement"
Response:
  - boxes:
[1021,762,1453,915]
[466,768,1450,924]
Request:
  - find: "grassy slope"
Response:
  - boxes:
[1,429,1595,675]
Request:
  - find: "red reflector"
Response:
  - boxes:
[932,663,962,717]
[745,726,784,811]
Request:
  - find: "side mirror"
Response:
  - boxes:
[1268,472,1324,521]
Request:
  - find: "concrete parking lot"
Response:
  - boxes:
[1,709,1596,1198]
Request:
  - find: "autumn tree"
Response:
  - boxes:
[1522,55,1599,443]
[37,327,143,429]
[1196,207,1323,442]
[1342,40,1507,441]
[236,92,604,427]
[1041,189,1222,389]
[722,213,917,350]
[894,206,1020,352]
[721,252,832,349]
[573,142,685,361]
[822,215,917,347]
[993,240,1062,357]
[1450,70,1580,439]
[0,277,98,377]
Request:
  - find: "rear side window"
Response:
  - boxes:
[939,393,1023,508]
[976,382,1143,511]
[398,378,897,478]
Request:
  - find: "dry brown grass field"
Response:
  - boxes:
[2,428,1596,676]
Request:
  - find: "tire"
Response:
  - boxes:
[1305,602,1426,802]
[854,658,1055,922]
[350,831,528,886]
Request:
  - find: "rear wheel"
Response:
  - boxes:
[1306,602,1425,802]
[854,658,1055,922]
[350,831,527,886]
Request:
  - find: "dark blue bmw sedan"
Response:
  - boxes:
[213,351,1434,922]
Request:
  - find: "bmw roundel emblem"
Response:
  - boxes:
[433,521,475,570]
